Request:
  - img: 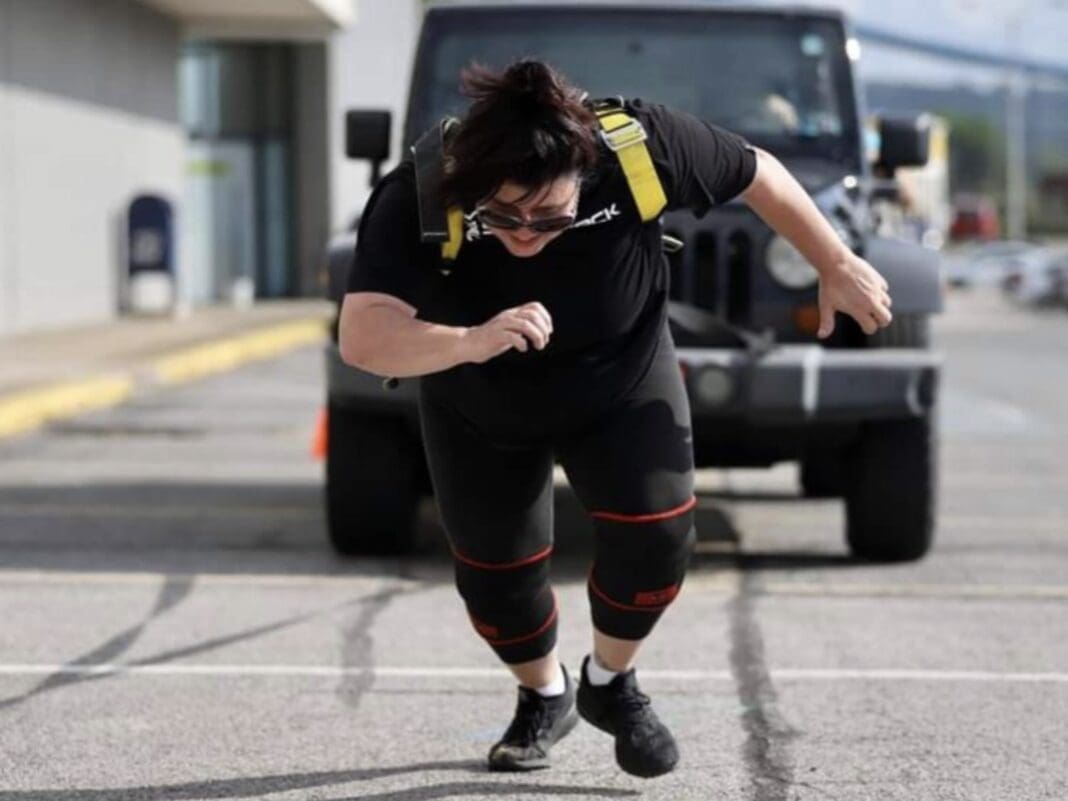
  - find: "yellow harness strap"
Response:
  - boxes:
[441,205,464,264]
[595,107,667,222]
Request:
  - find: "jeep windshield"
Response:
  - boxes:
[408,6,861,169]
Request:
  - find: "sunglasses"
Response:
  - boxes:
[474,206,577,233]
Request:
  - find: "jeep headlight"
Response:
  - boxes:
[766,236,819,289]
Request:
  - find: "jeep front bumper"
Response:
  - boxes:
[681,345,941,422]
[326,342,942,423]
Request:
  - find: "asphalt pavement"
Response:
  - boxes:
[0,287,1066,800]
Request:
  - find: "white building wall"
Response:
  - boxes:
[0,0,184,335]
[327,0,424,231]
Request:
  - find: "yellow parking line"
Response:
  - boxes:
[0,375,134,439]
[152,319,327,385]
[0,318,329,440]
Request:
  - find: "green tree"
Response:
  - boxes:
[940,111,1006,201]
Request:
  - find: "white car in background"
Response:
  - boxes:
[999,247,1068,307]
[942,240,1041,289]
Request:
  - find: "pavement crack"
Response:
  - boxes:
[337,582,419,710]
[0,772,639,801]
[728,569,802,801]
[129,610,318,668]
[0,761,479,800]
[329,782,640,801]
[122,588,399,670]
[0,582,401,711]
[0,574,194,710]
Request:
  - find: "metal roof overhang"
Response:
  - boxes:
[137,0,354,38]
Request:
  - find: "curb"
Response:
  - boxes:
[0,375,135,439]
[152,319,328,385]
[0,317,328,440]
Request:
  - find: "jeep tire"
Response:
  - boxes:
[800,451,845,498]
[843,413,937,562]
[868,313,930,348]
[326,403,422,556]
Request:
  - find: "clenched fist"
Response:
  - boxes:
[461,302,554,364]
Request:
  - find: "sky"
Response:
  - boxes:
[815,0,1068,87]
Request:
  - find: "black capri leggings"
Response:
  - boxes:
[418,327,696,665]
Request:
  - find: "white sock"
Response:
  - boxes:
[585,652,621,686]
[532,663,566,697]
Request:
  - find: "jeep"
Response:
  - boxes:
[324,2,943,562]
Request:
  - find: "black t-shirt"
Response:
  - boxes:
[346,99,756,433]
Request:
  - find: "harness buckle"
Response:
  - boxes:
[598,117,649,152]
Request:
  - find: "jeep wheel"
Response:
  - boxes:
[799,452,844,498]
[326,403,422,556]
[868,313,930,348]
[844,414,937,562]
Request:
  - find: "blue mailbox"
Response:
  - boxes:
[126,194,175,313]
[128,194,174,276]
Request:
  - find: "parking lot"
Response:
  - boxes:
[1,285,1066,801]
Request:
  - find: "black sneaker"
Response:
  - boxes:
[487,664,579,772]
[576,655,679,778]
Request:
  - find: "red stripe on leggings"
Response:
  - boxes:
[481,593,559,647]
[589,495,697,524]
[588,573,678,613]
[470,617,499,639]
[452,544,553,571]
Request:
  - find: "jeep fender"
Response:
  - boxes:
[860,236,944,315]
[326,231,358,304]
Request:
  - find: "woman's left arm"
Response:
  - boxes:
[741,147,893,339]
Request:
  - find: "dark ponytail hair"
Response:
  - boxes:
[440,59,600,208]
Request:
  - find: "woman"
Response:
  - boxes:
[340,60,891,778]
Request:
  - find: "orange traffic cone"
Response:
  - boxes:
[310,406,328,461]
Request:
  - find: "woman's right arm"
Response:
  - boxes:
[338,292,553,378]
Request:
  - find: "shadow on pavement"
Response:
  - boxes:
[0,582,416,713]
[0,480,863,578]
[0,760,640,801]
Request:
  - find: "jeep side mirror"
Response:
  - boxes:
[875,113,931,172]
[345,109,392,186]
